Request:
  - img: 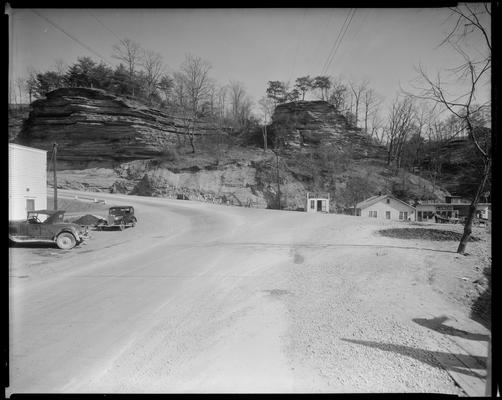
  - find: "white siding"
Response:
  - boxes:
[360,197,415,221]
[306,198,329,213]
[9,144,47,220]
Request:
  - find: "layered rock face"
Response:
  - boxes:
[17,89,448,210]
[17,87,219,169]
[271,100,386,159]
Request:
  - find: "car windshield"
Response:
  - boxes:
[110,208,132,215]
[27,212,64,223]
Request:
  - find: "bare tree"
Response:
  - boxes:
[53,59,67,77]
[178,54,213,153]
[258,96,275,151]
[15,77,25,105]
[385,95,416,170]
[414,3,491,254]
[327,76,349,112]
[112,38,142,96]
[349,79,369,127]
[215,85,228,121]
[180,54,212,116]
[229,80,246,124]
[362,88,382,136]
[140,49,164,105]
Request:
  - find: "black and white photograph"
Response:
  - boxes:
[7,5,493,395]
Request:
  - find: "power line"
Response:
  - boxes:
[87,11,122,42]
[323,8,356,75]
[31,9,114,67]
[320,9,352,76]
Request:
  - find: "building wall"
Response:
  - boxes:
[360,198,416,221]
[306,198,329,213]
[9,144,47,220]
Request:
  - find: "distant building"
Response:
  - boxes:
[416,198,491,222]
[356,194,416,221]
[9,144,47,220]
[306,192,330,213]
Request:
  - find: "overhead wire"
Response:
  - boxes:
[31,9,114,67]
[320,8,353,76]
[87,11,122,42]
[323,8,356,75]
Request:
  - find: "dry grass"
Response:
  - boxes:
[378,228,480,242]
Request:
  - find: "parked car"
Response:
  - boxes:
[96,206,137,231]
[9,210,90,250]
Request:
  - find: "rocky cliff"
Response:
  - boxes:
[16,88,449,210]
[271,100,386,160]
[17,87,221,169]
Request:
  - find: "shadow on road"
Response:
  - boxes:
[9,241,57,249]
[412,316,489,341]
[341,339,487,379]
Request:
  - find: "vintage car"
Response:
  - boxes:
[96,206,137,230]
[9,210,89,250]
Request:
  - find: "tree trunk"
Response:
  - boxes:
[457,159,491,254]
[189,133,196,153]
[262,125,268,151]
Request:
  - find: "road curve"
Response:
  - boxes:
[8,190,489,394]
[8,190,304,393]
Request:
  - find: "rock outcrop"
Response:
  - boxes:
[17,87,220,169]
[270,100,386,160]
[17,89,449,210]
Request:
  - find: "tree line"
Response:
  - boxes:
[12,38,257,136]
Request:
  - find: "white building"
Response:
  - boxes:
[356,194,416,221]
[306,192,330,213]
[9,143,47,220]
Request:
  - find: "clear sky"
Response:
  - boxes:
[8,6,491,114]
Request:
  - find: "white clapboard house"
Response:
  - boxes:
[306,192,330,213]
[9,143,47,220]
[356,194,416,221]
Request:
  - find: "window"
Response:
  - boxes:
[399,211,403,220]
[369,210,377,218]
[310,200,315,210]
[373,211,377,218]
[386,198,390,204]
[404,212,408,220]
[386,211,391,219]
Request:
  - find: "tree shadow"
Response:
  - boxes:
[470,266,491,330]
[341,339,487,379]
[412,316,489,341]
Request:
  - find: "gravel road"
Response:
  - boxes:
[8,190,490,394]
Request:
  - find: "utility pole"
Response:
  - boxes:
[274,150,281,210]
[52,143,58,210]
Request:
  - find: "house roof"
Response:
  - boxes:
[356,194,415,210]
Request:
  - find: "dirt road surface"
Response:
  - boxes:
[8,190,490,395]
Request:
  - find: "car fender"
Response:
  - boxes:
[53,228,79,242]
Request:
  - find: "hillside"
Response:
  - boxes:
[14,88,449,210]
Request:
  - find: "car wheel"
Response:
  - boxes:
[56,232,76,250]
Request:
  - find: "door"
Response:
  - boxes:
[26,199,35,214]
[317,200,322,212]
